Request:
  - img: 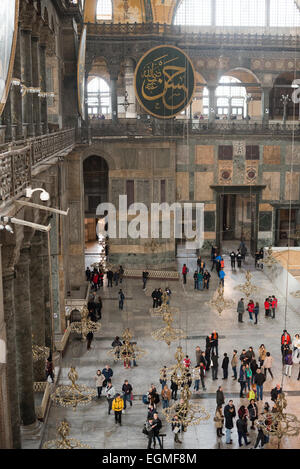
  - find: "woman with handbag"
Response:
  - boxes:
[214,405,224,437]
[258,344,267,367]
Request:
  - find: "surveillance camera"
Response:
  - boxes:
[5,225,14,234]
[40,191,50,201]
[25,187,33,198]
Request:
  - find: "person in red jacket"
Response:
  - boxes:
[271,295,278,319]
[247,300,255,321]
[93,272,99,291]
[281,330,291,346]
[264,298,270,317]
[182,264,188,284]
[183,355,191,368]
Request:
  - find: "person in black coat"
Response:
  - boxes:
[86,331,94,350]
[271,384,282,402]
[224,400,236,444]
[107,269,113,287]
[230,251,236,270]
[171,375,178,400]
[96,296,102,319]
[247,400,258,429]
[205,346,211,371]
[211,352,219,380]
[151,289,158,308]
[236,417,251,447]
[152,413,163,448]
[216,386,225,407]
[222,353,229,379]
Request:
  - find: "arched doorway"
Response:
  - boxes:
[83,155,109,250]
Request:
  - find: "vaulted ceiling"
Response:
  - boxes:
[84,0,179,24]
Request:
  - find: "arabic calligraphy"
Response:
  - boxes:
[135,46,195,119]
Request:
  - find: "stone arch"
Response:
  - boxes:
[223,67,261,86]
[42,6,49,25]
[81,146,117,170]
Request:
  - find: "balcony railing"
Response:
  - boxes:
[86,22,300,47]
[0,129,75,205]
[90,118,300,139]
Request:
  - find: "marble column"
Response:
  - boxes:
[14,246,36,426]
[2,269,21,448]
[31,35,42,136]
[208,85,217,123]
[39,44,48,134]
[2,92,12,142]
[20,28,34,137]
[42,232,52,350]
[262,87,271,126]
[110,77,118,122]
[11,28,23,140]
[30,233,46,381]
[124,59,136,118]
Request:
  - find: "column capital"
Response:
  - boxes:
[2,268,15,282]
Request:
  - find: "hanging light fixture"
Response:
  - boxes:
[162,347,210,427]
[234,270,260,299]
[42,420,91,449]
[50,366,97,410]
[70,305,101,339]
[207,284,235,316]
[32,335,49,362]
[263,246,278,268]
[256,393,300,449]
[151,291,179,317]
[107,327,147,363]
[151,311,186,347]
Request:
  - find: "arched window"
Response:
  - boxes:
[216,0,265,26]
[87,77,111,117]
[270,0,300,27]
[174,0,212,26]
[203,76,247,118]
[96,0,112,21]
[173,0,300,27]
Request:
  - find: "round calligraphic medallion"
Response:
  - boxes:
[134,45,195,119]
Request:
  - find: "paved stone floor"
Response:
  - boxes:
[39,253,300,450]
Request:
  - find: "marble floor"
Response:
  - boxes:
[38,252,300,450]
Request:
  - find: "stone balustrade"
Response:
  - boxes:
[87,22,300,48]
[0,129,75,206]
[90,118,300,139]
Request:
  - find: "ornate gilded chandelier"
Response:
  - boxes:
[32,335,49,362]
[42,420,91,449]
[107,328,147,362]
[50,367,96,410]
[70,305,101,339]
[207,285,234,316]
[162,347,210,427]
[235,270,260,298]
[263,246,278,268]
[151,311,186,347]
[150,291,179,317]
[256,393,300,449]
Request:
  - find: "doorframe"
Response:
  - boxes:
[211,185,266,256]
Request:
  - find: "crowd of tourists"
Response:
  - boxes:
[236,295,278,324]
